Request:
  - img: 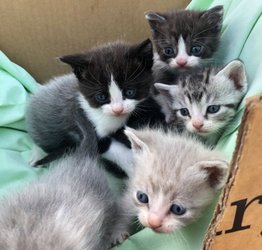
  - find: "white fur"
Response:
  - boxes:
[124,128,229,234]
[169,36,200,68]
[109,75,124,111]
[78,94,128,138]
[101,140,134,176]
[29,145,47,166]
[101,74,139,116]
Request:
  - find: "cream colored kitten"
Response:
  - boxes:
[123,127,229,233]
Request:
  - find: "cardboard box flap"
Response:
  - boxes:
[204,95,262,250]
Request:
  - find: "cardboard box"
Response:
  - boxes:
[0,0,189,82]
[204,95,262,250]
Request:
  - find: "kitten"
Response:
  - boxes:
[145,5,223,71]
[118,6,224,132]
[122,127,229,233]
[154,60,248,145]
[26,39,154,172]
[0,131,129,250]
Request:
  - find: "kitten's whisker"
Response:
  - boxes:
[192,24,219,38]
[126,64,147,83]
[126,61,144,82]
[193,36,218,40]
[177,230,191,250]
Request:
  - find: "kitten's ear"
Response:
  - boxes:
[154,83,180,97]
[144,11,166,23]
[216,60,248,91]
[124,127,150,154]
[60,54,88,67]
[129,39,153,69]
[200,5,224,31]
[195,160,229,190]
[145,11,166,34]
[154,83,177,123]
[154,83,173,93]
[60,54,91,80]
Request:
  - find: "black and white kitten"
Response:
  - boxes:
[104,6,224,172]
[26,39,154,173]
[123,6,224,131]
[154,60,248,145]
[145,5,223,71]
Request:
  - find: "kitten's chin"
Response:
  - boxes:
[150,226,176,234]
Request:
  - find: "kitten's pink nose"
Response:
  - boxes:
[112,105,124,115]
[192,121,204,130]
[176,58,187,67]
[148,213,162,229]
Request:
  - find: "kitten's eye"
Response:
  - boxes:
[95,93,109,103]
[136,191,149,204]
[124,88,136,98]
[180,108,190,116]
[163,47,175,56]
[207,105,220,114]
[190,45,204,56]
[170,204,186,215]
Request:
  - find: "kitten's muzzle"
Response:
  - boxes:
[112,104,124,115]
[176,58,188,68]
[147,212,163,230]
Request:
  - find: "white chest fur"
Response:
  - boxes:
[78,94,128,138]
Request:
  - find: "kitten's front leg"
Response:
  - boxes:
[101,139,134,177]
[110,194,135,247]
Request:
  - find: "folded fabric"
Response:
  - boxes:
[0,51,45,196]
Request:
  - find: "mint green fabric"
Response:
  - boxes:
[0,51,46,196]
[0,0,261,249]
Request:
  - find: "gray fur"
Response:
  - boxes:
[26,74,93,157]
[123,127,229,233]
[154,60,248,145]
[0,136,128,250]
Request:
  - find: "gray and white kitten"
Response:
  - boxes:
[154,60,248,145]
[26,39,153,173]
[145,6,223,71]
[122,127,229,233]
[0,132,129,250]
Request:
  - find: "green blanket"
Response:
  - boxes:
[0,0,261,249]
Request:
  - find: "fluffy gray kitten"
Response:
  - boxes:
[122,127,229,233]
[0,132,129,250]
[154,60,248,145]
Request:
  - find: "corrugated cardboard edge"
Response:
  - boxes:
[203,95,262,250]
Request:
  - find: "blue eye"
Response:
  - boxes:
[136,191,149,204]
[163,47,175,56]
[180,108,190,116]
[190,45,203,56]
[207,105,220,114]
[124,88,136,98]
[95,93,109,103]
[170,204,186,215]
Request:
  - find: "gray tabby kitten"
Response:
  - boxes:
[0,131,129,250]
[26,39,153,173]
[154,60,248,145]
[122,127,229,233]
[145,5,223,71]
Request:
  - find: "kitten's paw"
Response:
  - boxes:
[110,231,129,246]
